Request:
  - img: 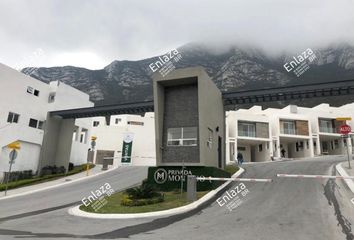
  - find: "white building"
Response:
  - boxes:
[91,113,156,166]
[0,63,93,180]
[226,106,272,164]
[226,104,354,163]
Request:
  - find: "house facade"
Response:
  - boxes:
[90,113,156,166]
[226,104,354,164]
[0,63,93,180]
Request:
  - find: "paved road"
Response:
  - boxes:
[0,157,353,240]
[0,166,148,219]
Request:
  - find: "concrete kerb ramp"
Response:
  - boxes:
[68,168,245,219]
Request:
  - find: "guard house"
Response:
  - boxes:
[153,67,225,168]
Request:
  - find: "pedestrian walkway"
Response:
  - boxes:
[0,164,116,198]
[342,160,354,176]
[337,159,354,194]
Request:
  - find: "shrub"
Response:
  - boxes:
[68,162,74,171]
[122,182,165,206]
[125,182,160,200]
[121,193,164,207]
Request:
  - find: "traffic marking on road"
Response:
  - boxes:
[277,174,354,179]
[197,176,272,183]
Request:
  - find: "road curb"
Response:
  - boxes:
[0,166,119,201]
[336,162,354,194]
[68,168,245,219]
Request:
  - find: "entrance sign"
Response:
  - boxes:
[5,146,20,196]
[121,133,134,164]
[7,141,21,150]
[9,149,17,164]
[339,124,351,135]
[336,117,352,121]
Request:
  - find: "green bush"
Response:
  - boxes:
[121,193,164,206]
[125,182,161,200]
[0,163,95,191]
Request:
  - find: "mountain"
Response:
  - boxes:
[22,43,354,107]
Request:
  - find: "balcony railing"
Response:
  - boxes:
[280,128,296,135]
[238,130,256,138]
[319,127,337,133]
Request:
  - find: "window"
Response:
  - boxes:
[237,146,246,151]
[29,118,38,128]
[93,121,100,127]
[319,119,335,133]
[38,121,44,130]
[266,142,270,150]
[258,144,263,152]
[306,141,309,149]
[167,127,197,146]
[128,121,144,126]
[29,118,44,129]
[334,139,339,149]
[115,118,122,124]
[80,128,88,144]
[48,93,56,103]
[73,130,77,141]
[7,112,20,123]
[282,120,295,135]
[27,86,34,94]
[296,141,304,152]
[27,86,40,97]
[238,122,256,137]
[207,128,213,149]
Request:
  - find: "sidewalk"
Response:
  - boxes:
[336,160,354,193]
[0,164,116,198]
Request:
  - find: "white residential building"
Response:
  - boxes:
[226,106,272,164]
[0,63,93,180]
[91,113,156,166]
[226,104,354,163]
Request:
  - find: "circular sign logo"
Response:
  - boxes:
[339,124,352,135]
[154,168,168,184]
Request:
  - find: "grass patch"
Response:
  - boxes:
[80,191,208,214]
[224,165,239,175]
[0,164,95,192]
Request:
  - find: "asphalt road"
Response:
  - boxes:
[0,157,353,240]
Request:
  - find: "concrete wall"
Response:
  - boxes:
[287,140,312,158]
[0,142,41,173]
[236,144,251,162]
[253,142,271,162]
[198,69,225,168]
[0,63,94,178]
[153,67,225,168]
[91,113,156,166]
[162,83,199,164]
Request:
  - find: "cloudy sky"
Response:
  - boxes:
[0,0,353,70]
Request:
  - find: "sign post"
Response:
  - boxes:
[87,136,97,176]
[5,141,21,196]
[121,133,134,165]
[339,123,352,169]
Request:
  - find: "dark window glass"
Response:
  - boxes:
[38,121,44,129]
[7,112,19,123]
[34,90,40,96]
[7,112,13,123]
[29,118,38,128]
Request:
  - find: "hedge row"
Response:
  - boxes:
[0,163,95,192]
